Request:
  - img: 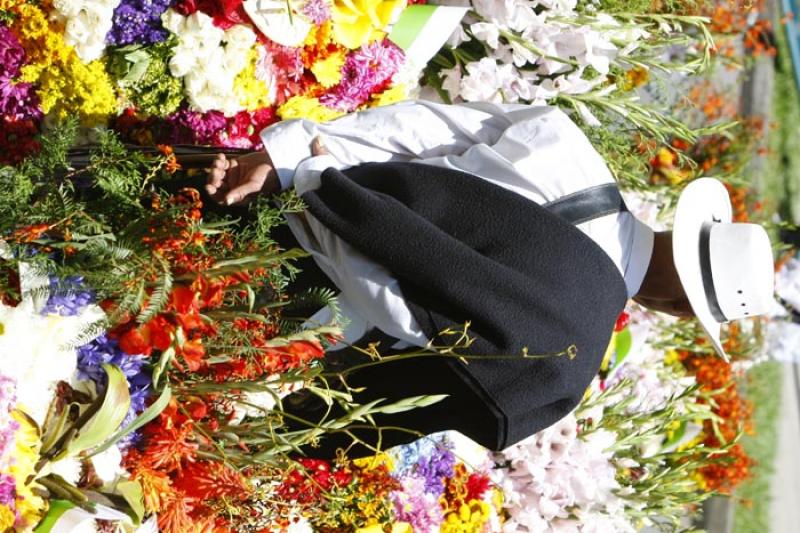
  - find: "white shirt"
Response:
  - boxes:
[260,100,654,348]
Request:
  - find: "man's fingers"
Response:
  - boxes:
[224,179,263,206]
[311,136,329,156]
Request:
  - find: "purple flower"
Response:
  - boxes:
[320,39,404,112]
[391,476,445,531]
[165,108,227,145]
[416,441,456,494]
[0,474,15,507]
[0,77,42,121]
[41,276,94,317]
[301,0,331,24]
[0,376,19,461]
[0,25,25,79]
[107,0,171,46]
[391,434,456,495]
[77,335,150,449]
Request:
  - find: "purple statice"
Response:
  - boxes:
[165,108,227,145]
[107,0,171,46]
[41,275,94,317]
[77,335,150,448]
[320,38,405,112]
[0,25,25,79]
[301,0,331,24]
[391,476,445,531]
[0,375,19,462]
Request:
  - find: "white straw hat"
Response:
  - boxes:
[672,178,774,361]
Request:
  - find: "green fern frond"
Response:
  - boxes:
[137,262,172,323]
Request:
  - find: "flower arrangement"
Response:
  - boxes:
[0,0,417,153]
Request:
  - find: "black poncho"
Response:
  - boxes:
[301,162,629,450]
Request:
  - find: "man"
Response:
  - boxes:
[205,100,774,455]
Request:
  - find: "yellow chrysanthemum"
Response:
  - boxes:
[278,95,345,122]
[331,0,407,49]
[11,2,117,126]
[9,410,46,530]
[311,51,346,88]
[0,505,15,530]
[236,49,273,110]
[371,84,408,107]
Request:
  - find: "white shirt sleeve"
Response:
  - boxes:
[260,99,531,190]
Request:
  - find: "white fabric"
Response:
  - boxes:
[260,100,654,347]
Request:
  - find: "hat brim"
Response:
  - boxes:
[672,178,732,360]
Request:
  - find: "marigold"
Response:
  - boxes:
[312,51,347,88]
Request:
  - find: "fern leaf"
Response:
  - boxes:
[137,263,172,323]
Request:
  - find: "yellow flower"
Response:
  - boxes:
[311,51,346,88]
[331,0,407,49]
[10,410,46,529]
[278,95,345,122]
[441,500,492,532]
[236,49,273,110]
[353,452,394,471]
[370,84,408,107]
[0,505,14,530]
[11,2,117,126]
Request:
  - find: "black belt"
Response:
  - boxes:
[543,182,628,226]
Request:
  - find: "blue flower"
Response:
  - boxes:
[41,275,94,317]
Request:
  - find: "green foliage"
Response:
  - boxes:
[106,38,184,117]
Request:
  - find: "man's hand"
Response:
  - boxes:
[205,151,279,206]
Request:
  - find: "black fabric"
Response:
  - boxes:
[301,162,629,450]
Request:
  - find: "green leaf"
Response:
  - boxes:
[34,500,75,533]
[89,385,171,458]
[117,480,145,525]
[65,364,131,457]
[614,328,632,366]
[151,346,175,390]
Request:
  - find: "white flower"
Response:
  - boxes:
[459,58,519,103]
[446,24,471,48]
[470,22,501,48]
[440,66,463,101]
[574,101,601,127]
[0,301,104,425]
[162,10,257,115]
[90,445,126,485]
[53,1,120,62]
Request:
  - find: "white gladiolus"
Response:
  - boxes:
[494,413,633,532]
[440,0,650,108]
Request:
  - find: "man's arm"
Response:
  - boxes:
[261,99,535,190]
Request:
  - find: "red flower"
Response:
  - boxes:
[466,472,491,501]
[119,326,152,356]
[177,339,206,372]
